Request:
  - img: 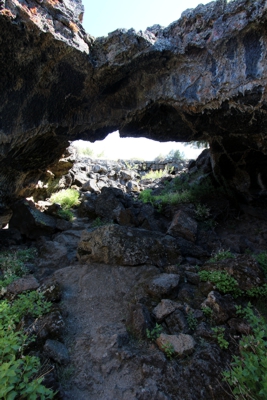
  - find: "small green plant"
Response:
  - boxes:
[209,249,234,263]
[256,252,267,277]
[212,327,229,349]
[199,270,242,297]
[0,294,54,399]
[57,209,74,221]
[50,188,80,210]
[246,284,267,298]
[162,342,175,360]
[91,217,108,228]
[186,311,198,331]
[146,323,162,341]
[223,303,267,399]
[201,305,213,319]
[0,248,37,291]
[143,166,169,180]
[194,203,211,221]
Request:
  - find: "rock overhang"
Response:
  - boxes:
[1,0,267,209]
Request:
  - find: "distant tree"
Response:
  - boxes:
[185,141,209,149]
[166,149,185,160]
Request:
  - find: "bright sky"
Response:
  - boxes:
[78,0,211,160]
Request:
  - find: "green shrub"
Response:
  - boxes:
[186,311,198,331]
[209,249,234,263]
[0,296,53,399]
[50,188,80,210]
[199,270,242,297]
[57,209,74,221]
[256,252,267,277]
[0,249,37,291]
[143,168,168,180]
[223,303,267,399]
[212,327,229,349]
[161,342,175,360]
[146,323,162,341]
[247,284,267,298]
[194,203,211,221]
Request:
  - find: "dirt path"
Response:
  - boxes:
[54,263,159,399]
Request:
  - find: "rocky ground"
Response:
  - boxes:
[1,149,267,399]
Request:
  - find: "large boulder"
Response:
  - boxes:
[9,200,57,238]
[77,225,183,267]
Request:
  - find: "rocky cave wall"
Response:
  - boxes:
[1,0,267,211]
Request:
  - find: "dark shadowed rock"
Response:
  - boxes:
[126,303,153,339]
[201,291,236,324]
[77,225,183,267]
[9,200,57,238]
[167,210,198,242]
[6,275,39,295]
[153,299,183,322]
[44,339,69,365]
[145,274,180,298]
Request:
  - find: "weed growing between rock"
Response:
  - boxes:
[256,252,267,276]
[161,342,175,360]
[199,270,242,298]
[50,188,80,210]
[57,208,74,221]
[0,251,54,399]
[0,248,37,293]
[209,249,234,263]
[186,311,197,331]
[146,323,162,341]
[212,327,229,349]
[223,303,267,399]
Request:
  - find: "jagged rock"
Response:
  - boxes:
[6,275,39,294]
[38,278,62,303]
[145,274,180,298]
[9,200,57,239]
[126,303,153,339]
[44,339,69,365]
[165,309,189,334]
[77,225,183,267]
[32,310,65,341]
[153,299,183,322]
[167,210,198,242]
[94,187,129,221]
[201,291,236,324]
[82,179,100,193]
[77,193,97,218]
[1,0,267,208]
[156,333,195,358]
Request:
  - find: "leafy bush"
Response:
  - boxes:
[139,176,218,208]
[161,342,175,360]
[0,296,53,399]
[199,270,242,297]
[186,311,198,331]
[0,249,37,291]
[194,203,211,221]
[212,327,229,349]
[247,284,267,298]
[50,188,80,210]
[256,252,267,277]
[223,303,267,399]
[209,249,234,263]
[143,167,169,180]
[146,323,162,341]
[57,209,74,221]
